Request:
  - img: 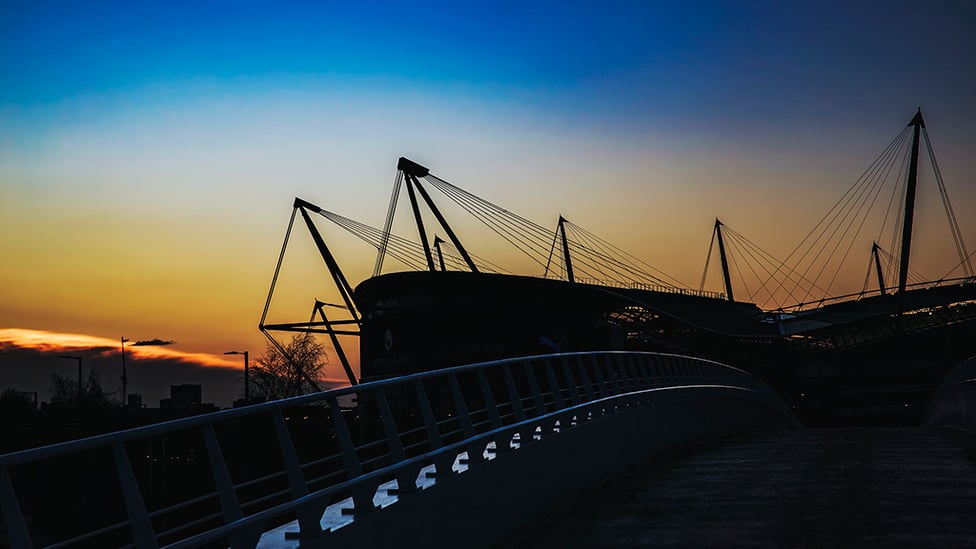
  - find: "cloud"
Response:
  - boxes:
[0,344,243,408]
[0,328,353,407]
[131,339,176,346]
[0,328,235,369]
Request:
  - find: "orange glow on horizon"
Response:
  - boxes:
[0,328,355,386]
[0,328,239,369]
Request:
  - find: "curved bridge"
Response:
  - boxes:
[0,352,796,548]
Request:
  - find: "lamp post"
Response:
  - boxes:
[120,337,130,403]
[224,351,249,403]
[59,355,83,401]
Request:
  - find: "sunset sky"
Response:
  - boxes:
[2,1,975,406]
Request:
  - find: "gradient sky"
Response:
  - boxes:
[2,1,975,404]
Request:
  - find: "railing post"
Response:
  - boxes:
[616,355,636,392]
[545,358,566,410]
[112,440,158,549]
[650,356,662,385]
[577,356,597,401]
[448,374,476,439]
[561,356,582,406]
[503,363,535,447]
[478,368,512,458]
[202,424,243,524]
[449,373,485,467]
[627,356,644,390]
[478,369,504,430]
[414,380,455,480]
[637,355,652,386]
[327,395,378,514]
[604,355,623,394]
[271,409,324,536]
[589,355,608,397]
[525,362,548,418]
[0,465,32,549]
[202,424,264,549]
[502,365,527,422]
[375,387,420,495]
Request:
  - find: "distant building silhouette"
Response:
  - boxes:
[160,384,216,411]
[127,392,143,409]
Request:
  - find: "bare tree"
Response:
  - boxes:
[0,388,36,416]
[250,333,328,400]
[49,370,116,409]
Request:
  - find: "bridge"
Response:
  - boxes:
[1,351,975,547]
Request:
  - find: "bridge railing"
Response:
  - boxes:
[923,355,976,432]
[0,351,789,549]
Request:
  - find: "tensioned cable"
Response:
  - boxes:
[924,128,973,276]
[724,228,792,305]
[425,173,555,239]
[724,229,766,301]
[427,177,556,269]
[860,250,876,295]
[543,222,561,279]
[722,226,804,306]
[427,182,546,266]
[759,127,911,300]
[789,130,910,301]
[320,209,424,262]
[564,223,676,287]
[438,240,511,274]
[316,209,429,271]
[699,225,717,292]
[939,248,976,282]
[875,245,927,285]
[565,220,686,287]
[879,142,912,286]
[433,181,551,254]
[374,170,404,276]
[566,225,636,282]
[261,206,299,327]
[813,132,911,301]
[723,236,752,300]
[786,129,907,301]
[425,175,556,253]
[721,223,817,306]
[564,225,618,281]
[430,173,687,287]
[566,225,675,287]
[424,172,694,290]
[755,130,909,304]
[774,129,909,295]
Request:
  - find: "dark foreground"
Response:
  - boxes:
[517,428,976,547]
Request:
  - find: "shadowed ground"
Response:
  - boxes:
[517,428,976,547]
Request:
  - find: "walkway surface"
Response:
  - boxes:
[518,428,976,547]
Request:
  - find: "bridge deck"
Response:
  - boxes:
[519,428,976,547]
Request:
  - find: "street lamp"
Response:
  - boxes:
[59,355,84,401]
[120,337,130,403]
[224,351,249,403]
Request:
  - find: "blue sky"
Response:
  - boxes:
[5,2,974,129]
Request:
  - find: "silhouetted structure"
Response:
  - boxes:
[159,384,215,411]
[260,111,976,426]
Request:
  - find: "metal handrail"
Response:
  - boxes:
[773,275,976,313]
[574,277,727,300]
[0,351,790,549]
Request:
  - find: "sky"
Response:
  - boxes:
[2,1,975,406]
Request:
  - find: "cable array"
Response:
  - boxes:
[422,174,689,288]
[703,115,971,310]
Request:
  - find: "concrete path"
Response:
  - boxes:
[518,428,976,547]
